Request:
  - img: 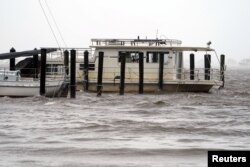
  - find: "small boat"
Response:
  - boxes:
[0,69,68,97]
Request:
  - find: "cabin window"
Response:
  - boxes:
[46,64,63,74]
[118,51,139,63]
[146,52,169,64]
[79,64,95,71]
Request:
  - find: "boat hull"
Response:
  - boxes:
[79,80,221,93]
[0,80,68,97]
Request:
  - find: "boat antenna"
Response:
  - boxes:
[44,0,68,47]
[38,0,61,49]
[156,29,159,39]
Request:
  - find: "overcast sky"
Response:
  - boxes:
[1,0,250,62]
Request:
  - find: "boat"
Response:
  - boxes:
[239,59,250,67]
[45,37,225,93]
[0,69,68,97]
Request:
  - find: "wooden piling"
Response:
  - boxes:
[9,48,16,71]
[97,52,104,96]
[70,50,76,98]
[158,52,164,90]
[176,52,183,79]
[33,48,39,79]
[190,53,195,80]
[204,54,211,80]
[40,49,47,96]
[64,50,69,75]
[84,50,89,91]
[220,54,225,88]
[139,52,144,94]
[120,52,126,95]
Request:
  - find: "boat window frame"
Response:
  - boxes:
[79,64,95,71]
[118,51,140,63]
[46,64,64,74]
[146,51,170,63]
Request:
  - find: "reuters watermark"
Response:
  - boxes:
[208,151,249,167]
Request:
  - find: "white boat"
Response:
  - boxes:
[45,38,224,93]
[0,69,68,97]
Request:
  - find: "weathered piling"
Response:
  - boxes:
[9,48,16,71]
[190,53,195,80]
[84,50,89,91]
[158,52,164,90]
[70,50,76,98]
[40,49,47,96]
[138,52,144,94]
[220,54,225,88]
[97,52,104,96]
[33,48,39,79]
[204,54,211,80]
[176,52,183,79]
[120,52,126,95]
[64,50,69,75]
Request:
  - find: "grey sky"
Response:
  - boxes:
[1,0,250,61]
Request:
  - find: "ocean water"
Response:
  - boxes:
[0,69,249,167]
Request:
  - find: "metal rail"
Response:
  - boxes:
[91,38,182,47]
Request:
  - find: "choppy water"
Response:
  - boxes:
[0,69,250,167]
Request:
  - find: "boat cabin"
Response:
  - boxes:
[0,70,20,81]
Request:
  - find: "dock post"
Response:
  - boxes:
[70,50,76,98]
[190,53,195,80]
[176,52,183,79]
[158,52,164,90]
[40,49,47,96]
[33,48,39,79]
[139,52,144,94]
[204,54,211,80]
[97,52,104,96]
[120,52,126,95]
[9,47,16,71]
[220,54,225,88]
[64,50,69,75]
[84,50,89,91]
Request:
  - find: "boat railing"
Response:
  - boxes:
[0,68,21,81]
[91,38,182,47]
[86,67,222,83]
[183,68,221,81]
[2,67,66,80]
[46,48,94,61]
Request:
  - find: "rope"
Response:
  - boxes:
[214,50,225,83]
[44,0,68,47]
[38,0,61,49]
[214,50,221,64]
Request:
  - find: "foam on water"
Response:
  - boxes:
[0,69,249,167]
